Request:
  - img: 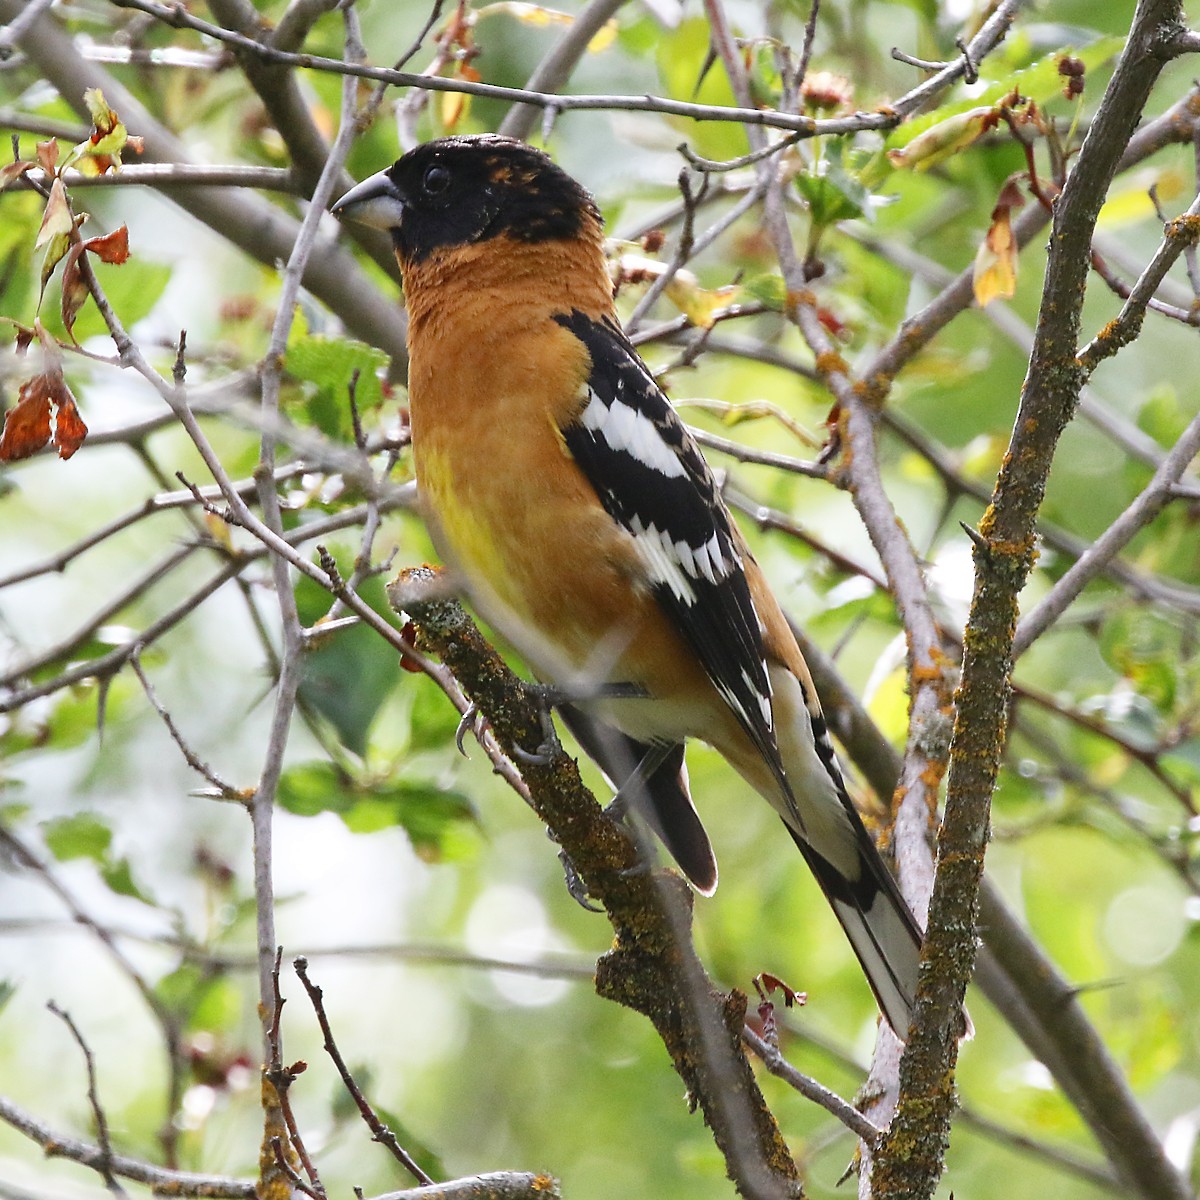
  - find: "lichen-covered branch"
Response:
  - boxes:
[388,568,801,1200]
[873,4,1192,1199]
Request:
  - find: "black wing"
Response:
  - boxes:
[553,310,788,799]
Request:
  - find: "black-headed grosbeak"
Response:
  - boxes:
[333,135,924,1036]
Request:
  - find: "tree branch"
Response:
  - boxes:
[389,568,802,1200]
[874,4,1193,1198]
[0,1094,254,1197]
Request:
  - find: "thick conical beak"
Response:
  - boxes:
[331,169,405,230]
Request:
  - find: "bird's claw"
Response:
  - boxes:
[558,847,602,912]
[510,682,567,766]
[455,703,480,757]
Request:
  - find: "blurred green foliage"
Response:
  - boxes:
[0,2,1197,1199]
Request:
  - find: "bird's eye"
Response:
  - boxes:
[422,165,451,196]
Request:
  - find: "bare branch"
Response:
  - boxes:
[365,1174,561,1200]
[293,957,434,1186]
[45,1003,128,1198]
[1014,408,1200,653]
[0,1094,254,1198]
[1078,190,1200,371]
[877,2,1195,1197]
[742,1027,882,1144]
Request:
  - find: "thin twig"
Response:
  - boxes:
[1078,191,1200,372]
[0,1094,254,1198]
[46,1003,129,1197]
[129,657,245,799]
[1014,407,1200,654]
[742,1026,882,1145]
[293,958,435,1186]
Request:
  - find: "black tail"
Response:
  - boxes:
[785,822,924,1038]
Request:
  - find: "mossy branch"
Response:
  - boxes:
[387,566,801,1200]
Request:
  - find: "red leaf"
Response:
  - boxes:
[0,376,53,461]
[83,224,129,264]
[399,620,424,672]
[53,390,88,459]
[60,243,89,340]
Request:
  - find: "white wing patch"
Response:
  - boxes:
[580,391,687,479]
[627,519,743,605]
[629,516,698,603]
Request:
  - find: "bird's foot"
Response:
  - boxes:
[454,703,482,757]
[542,826,602,912]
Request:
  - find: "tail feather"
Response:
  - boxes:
[786,825,923,1037]
[558,704,718,895]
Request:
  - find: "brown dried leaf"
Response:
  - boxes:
[60,243,89,339]
[83,224,129,264]
[35,140,58,174]
[53,389,88,459]
[1,340,88,462]
[0,375,54,461]
[0,161,32,193]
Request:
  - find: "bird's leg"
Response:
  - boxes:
[511,680,647,767]
[509,697,563,766]
[550,834,603,913]
[602,741,674,881]
[604,740,675,822]
[548,740,667,907]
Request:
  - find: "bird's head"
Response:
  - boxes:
[332,135,603,268]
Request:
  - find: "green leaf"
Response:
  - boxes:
[187,974,243,1034]
[155,963,205,1016]
[285,334,389,440]
[295,572,402,756]
[0,980,15,1017]
[794,163,868,227]
[277,761,354,817]
[41,812,111,863]
[100,856,151,904]
[886,37,1124,152]
[278,761,477,858]
[656,18,749,162]
[740,273,788,312]
[342,778,477,856]
[1098,608,1180,713]
[405,679,462,753]
[41,258,171,343]
[1137,385,1188,448]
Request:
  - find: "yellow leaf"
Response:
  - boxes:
[64,87,128,174]
[476,3,615,51]
[586,21,617,52]
[1098,166,1189,229]
[442,85,473,130]
[973,207,1017,307]
[664,274,739,328]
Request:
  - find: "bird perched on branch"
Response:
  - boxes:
[333,135,926,1037]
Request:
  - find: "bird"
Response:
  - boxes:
[332,134,926,1037]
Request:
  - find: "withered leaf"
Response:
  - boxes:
[0,376,54,461]
[0,367,88,462]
